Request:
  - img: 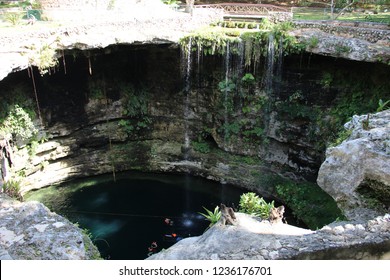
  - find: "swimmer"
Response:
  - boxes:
[164,218,174,226]
[151,241,158,249]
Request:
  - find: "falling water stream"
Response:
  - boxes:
[265,33,275,93]
[182,38,192,160]
[223,42,231,149]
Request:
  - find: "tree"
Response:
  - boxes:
[330,0,360,20]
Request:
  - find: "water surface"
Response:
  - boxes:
[25,171,248,259]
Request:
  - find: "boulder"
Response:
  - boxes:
[317,110,390,220]
[0,193,100,260]
[147,213,390,260]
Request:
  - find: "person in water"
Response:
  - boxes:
[147,241,158,257]
[164,218,174,226]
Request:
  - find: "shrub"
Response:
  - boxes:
[192,140,210,154]
[1,104,38,141]
[4,12,22,25]
[239,192,274,219]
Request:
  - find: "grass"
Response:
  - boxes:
[293,7,390,24]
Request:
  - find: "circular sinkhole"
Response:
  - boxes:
[25,171,296,259]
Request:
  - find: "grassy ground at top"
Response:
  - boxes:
[293,7,390,24]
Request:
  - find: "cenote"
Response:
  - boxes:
[2,17,390,260]
[25,171,290,260]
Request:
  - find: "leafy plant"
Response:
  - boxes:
[329,128,353,147]
[199,206,221,230]
[28,43,59,75]
[118,84,151,135]
[308,36,319,49]
[2,179,23,200]
[275,181,345,229]
[239,192,274,219]
[4,12,22,25]
[192,140,210,154]
[1,104,37,141]
[241,73,255,85]
[218,79,236,93]
[377,99,390,112]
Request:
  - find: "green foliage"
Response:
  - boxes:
[4,12,23,25]
[218,79,236,93]
[241,73,255,86]
[28,43,59,75]
[198,206,221,230]
[192,140,211,154]
[242,126,264,138]
[2,180,22,200]
[118,119,134,134]
[334,43,351,55]
[239,192,274,219]
[118,84,151,135]
[320,72,333,89]
[180,27,240,56]
[28,140,39,157]
[275,181,345,229]
[90,89,104,99]
[1,104,37,141]
[107,0,116,10]
[329,128,353,147]
[377,98,390,112]
[357,179,390,210]
[78,226,103,260]
[162,0,182,6]
[307,36,319,50]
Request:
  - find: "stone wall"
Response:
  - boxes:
[269,11,293,23]
[293,20,390,44]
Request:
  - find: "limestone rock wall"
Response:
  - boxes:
[318,110,390,220]
[0,44,388,199]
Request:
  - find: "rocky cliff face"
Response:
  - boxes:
[317,110,390,221]
[0,44,389,200]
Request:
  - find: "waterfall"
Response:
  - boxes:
[236,41,245,80]
[223,42,231,150]
[275,35,284,91]
[181,38,192,160]
[265,33,275,94]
